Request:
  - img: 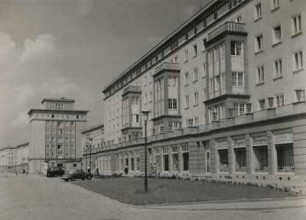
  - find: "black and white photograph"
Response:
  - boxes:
[0,0,306,219]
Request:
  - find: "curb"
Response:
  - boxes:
[68,182,306,211]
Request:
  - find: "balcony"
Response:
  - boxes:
[122,86,141,96]
[154,62,180,75]
[207,22,246,42]
[100,102,306,151]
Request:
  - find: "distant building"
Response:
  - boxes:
[81,124,104,174]
[28,98,88,174]
[0,142,29,174]
[95,0,306,193]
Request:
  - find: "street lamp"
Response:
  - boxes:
[142,110,150,192]
[87,137,93,174]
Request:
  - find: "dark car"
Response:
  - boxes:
[61,169,93,181]
[46,167,65,177]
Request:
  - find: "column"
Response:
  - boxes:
[293,118,306,175]
[246,134,254,174]
[228,137,235,175]
[210,139,218,174]
[169,146,173,173]
[187,141,198,174]
[267,131,277,174]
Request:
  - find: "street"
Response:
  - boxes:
[0,175,306,220]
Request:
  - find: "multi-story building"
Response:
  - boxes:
[28,98,88,174]
[81,124,105,174]
[0,142,29,174]
[96,0,306,193]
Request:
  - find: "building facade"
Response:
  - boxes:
[81,124,105,174]
[96,0,305,193]
[0,142,29,174]
[28,98,88,174]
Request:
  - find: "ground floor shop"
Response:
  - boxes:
[83,104,306,194]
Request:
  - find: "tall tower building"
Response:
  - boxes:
[28,98,88,174]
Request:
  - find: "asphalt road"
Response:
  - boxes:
[0,175,306,220]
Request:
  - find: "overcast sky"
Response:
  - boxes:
[0,0,208,148]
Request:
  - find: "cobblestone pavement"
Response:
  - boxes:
[0,175,305,220]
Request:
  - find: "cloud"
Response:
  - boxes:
[0,32,79,147]
[20,34,56,63]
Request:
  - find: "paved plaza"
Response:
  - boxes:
[0,175,306,220]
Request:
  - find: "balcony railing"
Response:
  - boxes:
[98,102,306,151]
[207,22,246,41]
[123,86,141,94]
[155,62,180,74]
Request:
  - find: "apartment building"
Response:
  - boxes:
[81,124,105,174]
[28,98,88,174]
[0,142,29,174]
[97,0,306,193]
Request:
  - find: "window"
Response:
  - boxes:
[256,66,265,83]
[234,103,246,116]
[295,89,306,102]
[168,98,178,109]
[258,99,266,110]
[293,51,303,71]
[135,114,139,123]
[292,14,302,35]
[193,44,198,57]
[193,67,198,82]
[202,39,206,51]
[184,50,189,62]
[235,15,242,23]
[254,3,262,20]
[182,146,189,171]
[235,148,247,172]
[218,149,229,172]
[253,146,269,172]
[202,63,207,77]
[273,59,282,78]
[276,144,294,172]
[255,34,263,52]
[276,93,284,107]
[185,33,189,41]
[194,92,199,106]
[194,26,197,35]
[232,72,244,86]
[185,95,190,108]
[271,0,279,11]
[272,25,281,44]
[163,148,169,171]
[184,72,190,85]
[231,41,243,56]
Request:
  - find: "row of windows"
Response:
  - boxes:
[256,51,304,84]
[255,14,302,53]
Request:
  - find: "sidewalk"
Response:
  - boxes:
[144,196,306,210]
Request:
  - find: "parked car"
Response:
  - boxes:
[46,167,65,177]
[61,169,93,181]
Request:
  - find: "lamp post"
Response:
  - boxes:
[87,137,93,174]
[142,110,150,192]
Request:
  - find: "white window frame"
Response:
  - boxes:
[292,14,302,36]
[255,34,263,52]
[270,0,279,11]
[272,25,281,45]
[185,95,190,108]
[295,89,306,102]
[232,72,244,86]
[256,66,265,83]
[193,67,198,82]
[194,92,199,106]
[275,93,284,107]
[273,58,282,78]
[293,51,304,72]
[254,3,262,20]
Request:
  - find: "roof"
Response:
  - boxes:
[102,0,218,93]
[81,124,104,134]
[0,142,29,151]
[28,109,89,116]
[41,97,75,104]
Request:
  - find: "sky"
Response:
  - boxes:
[0,0,207,148]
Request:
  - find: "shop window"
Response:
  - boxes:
[218,149,229,172]
[253,146,268,172]
[234,148,247,172]
[276,144,294,172]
